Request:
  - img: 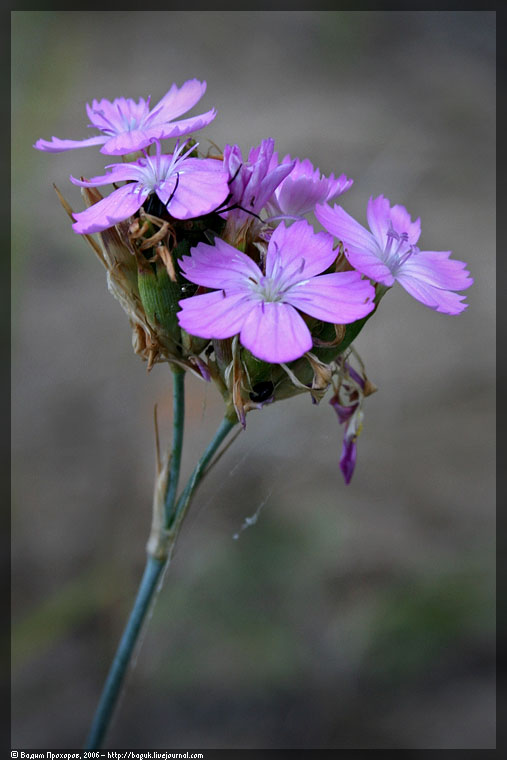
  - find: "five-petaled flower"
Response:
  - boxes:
[34,79,216,156]
[70,140,230,234]
[177,219,376,364]
[315,195,473,315]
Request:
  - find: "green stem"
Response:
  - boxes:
[84,413,237,749]
[164,366,185,525]
[168,415,237,531]
[84,555,165,749]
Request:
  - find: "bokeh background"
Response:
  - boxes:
[11,11,496,750]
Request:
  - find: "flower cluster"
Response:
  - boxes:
[36,78,473,483]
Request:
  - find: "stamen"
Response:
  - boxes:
[384,223,414,270]
[92,109,118,134]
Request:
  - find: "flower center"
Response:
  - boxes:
[383,222,417,272]
[249,274,284,303]
[92,100,151,136]
[137,139,197,193]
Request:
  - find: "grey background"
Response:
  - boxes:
[12,11,495,749]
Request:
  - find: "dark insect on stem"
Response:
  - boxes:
[249,381,274,403]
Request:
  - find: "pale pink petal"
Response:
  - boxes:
[240,302,312,363]
[71,184,147,234]
[166,159,229,219]
[250,160,296,214]
[152,177,178,206]
[267,220,336,280]
[85,98,144,131]
[396,273,469,314]
[287,272,376,323]
[390,204,421,244]
[33,135,108,153]
[70,163,140,187]
[179,238,262,292]
[177,290,253,339]
[276,176,329,216]
[326,173,354,201]
[315,202,394,285]
[400,250,473,291]
[344,250,395,286]
[366,195,391,246]
[148,79,207,123]
[148,110,217,137]
[101,111,216,155]
[101,129,155,155]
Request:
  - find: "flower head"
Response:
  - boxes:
[34,79,216,156]
[265,154,353,220]
[315,195,473,315]
[222,139,295,241]
[177,219,375,364]
[70,140,230,234]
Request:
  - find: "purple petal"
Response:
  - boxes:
[365,195,391,247]
[252,160,295,213]
[165,158,229,219]
[276,176,330,216]
[72,184,147,234]
[154,177,179,205]
[148,79,207,123]
[367,196,421,247]
[240,302,312,363]
[315,202,395,286]
[147,109,216,137]
[103,111,217,156]
[177,290,253,339]
[179,238,262,292]
[330,395,357,425]
[326,173,354,201]
[390,203,421,245]
[33,135,108,153]
[287,271,375,323]
[85,98,145,131]
[70,162,140,187]
[339,438,357,485]
[399,250,473,291]
[101,129,155,155]
[395,273,469,314]
[267,220,336,280]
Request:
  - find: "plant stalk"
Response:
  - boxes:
[84,388,237,749]
[164,366,185,525]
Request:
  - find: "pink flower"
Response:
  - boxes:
[221,139,296,239]
[34,79,215,156]
[70,140,229,234]
[265,154,353,220]
[315,195,473,315]
[177,220,375,364]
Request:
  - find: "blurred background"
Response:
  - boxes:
[11,11,495,750]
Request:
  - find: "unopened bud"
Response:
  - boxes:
[136,256,182,354]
